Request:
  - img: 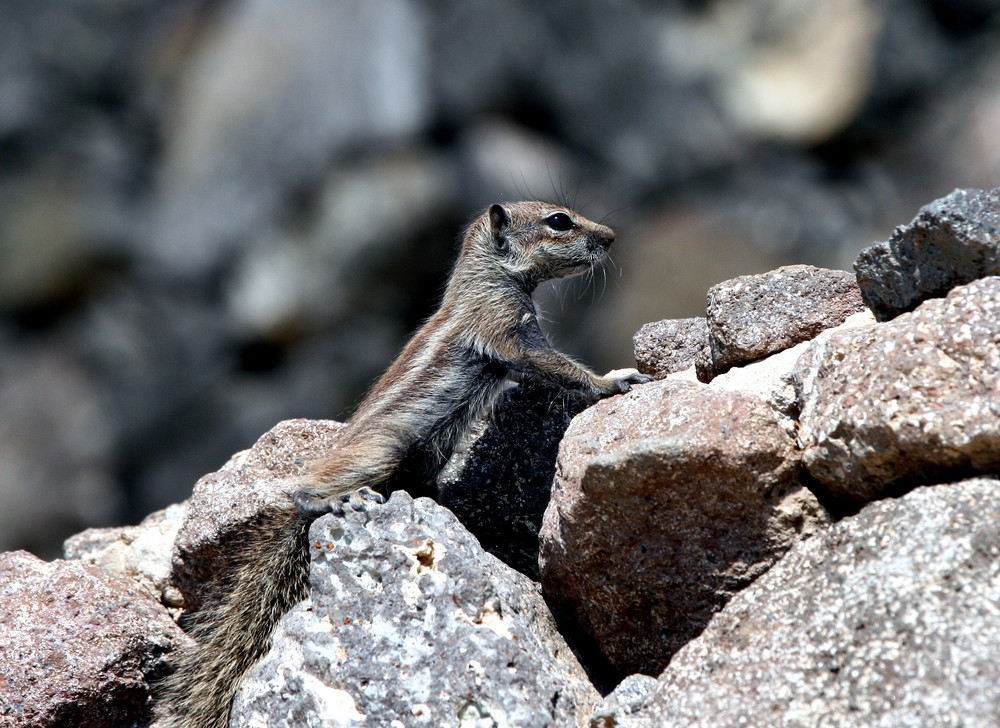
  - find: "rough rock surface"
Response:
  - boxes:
[63,502,187,613]
[617,479,1000,728]
[0,550,189,728]
[231,491,599,728]
[698,264,865,381]
[632,317,709,378]
[172,418,345,612]
[589,674,658,728]
[855,186,1000,320]
[708,309,876,435]
[438,383,588,580]
[539,379,829,685]
[796,277,1000,507]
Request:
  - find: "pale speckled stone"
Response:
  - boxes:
[796,277,1000,507]
[855,186,1000,320]
[617,478,1000,728]
[231,491,599,728]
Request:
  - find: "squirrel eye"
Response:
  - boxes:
[544,213,574,232]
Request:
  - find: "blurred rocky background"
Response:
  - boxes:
[1,0,998,557]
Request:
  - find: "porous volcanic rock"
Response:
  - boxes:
[632,317,709,379]
[796,276,1000,507]
[616,478,1000,728]
[231,491,599,728]
[539,378,829,685]
[0,550,189,728]
[698,264,865,382]
[854,186,1000,320]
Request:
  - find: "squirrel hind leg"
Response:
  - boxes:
[292,486,386,517]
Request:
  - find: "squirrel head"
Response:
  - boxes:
[468,201,616,287]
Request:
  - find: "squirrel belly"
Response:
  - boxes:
[157,201,651,728]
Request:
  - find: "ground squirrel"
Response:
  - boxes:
[158,201,650,728]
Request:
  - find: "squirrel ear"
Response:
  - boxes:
[488,204,510,251]
[489,204,510,235]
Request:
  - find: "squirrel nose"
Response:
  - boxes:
[597,225,616,248]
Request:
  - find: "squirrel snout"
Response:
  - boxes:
[592,225,616,249]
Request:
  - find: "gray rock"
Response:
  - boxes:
[632,317,708,379]
[231,491,599,728]
[172,418,345,612]
[855,186,1000,320]
[539,379,829,685]
[589,674,658,728]
[0,550,189,728]
[617,478,1000,728]
[699,265,865,381]
[64,502,188,614]
[438,383,588,580]
[796,277,1000,507]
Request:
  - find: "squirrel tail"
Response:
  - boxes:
[157,505,312,728]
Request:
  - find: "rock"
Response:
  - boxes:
[617,478,1000,728]
[589,674,658,728]
[699,264,866,382]
[231,491,599,728]
[63,502,188,614]
[854,186,1000,320]
[708,309,876,435]
[438,383,588,580]
[796,277,1000,508]
[171,418,344,612]
[539,379,829,685]
[0,550,189,728]
[632,317,708,379]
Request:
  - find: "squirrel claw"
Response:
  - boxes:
[293,487,384,517]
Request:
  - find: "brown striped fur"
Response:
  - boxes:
[157,202,650,728]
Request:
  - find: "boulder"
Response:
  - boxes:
[539,379,829,685]
[615,478,1000,728]
[796,277,1000,507]
[854,186,1000,320]
[231,491,599,728]
[632,317,708,379]
[0,550,189,728]
[698,265,865,381]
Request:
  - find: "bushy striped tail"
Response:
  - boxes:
[157,506,312,728]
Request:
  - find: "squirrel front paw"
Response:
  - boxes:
[596,368,653,398]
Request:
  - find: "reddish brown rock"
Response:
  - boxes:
[698,265,865,381]
[539,379,829,685]
[633,317,709,378]
[0,551,188,728]
[171,418,344,612]
[796,276,1000,507]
